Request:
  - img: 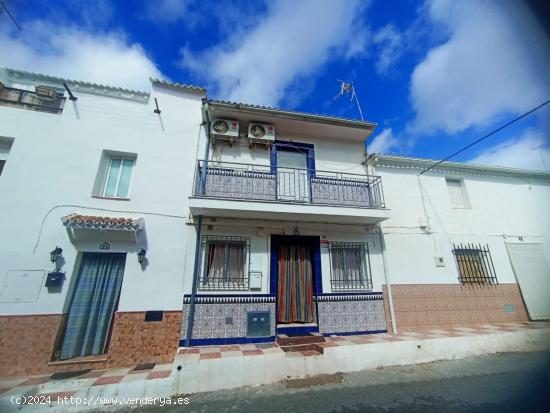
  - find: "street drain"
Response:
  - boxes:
[285,373,344,389]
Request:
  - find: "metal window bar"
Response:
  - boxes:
[452,243,498,285]
[0,86,65,114]
[194,160,385,208]
[198,235,250,291]
[329,242,373,291]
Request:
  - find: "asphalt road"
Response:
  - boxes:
[110,351,550,413]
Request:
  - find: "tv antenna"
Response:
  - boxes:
[333,79,364,121]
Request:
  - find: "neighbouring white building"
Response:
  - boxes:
[370,155,550,332]
[0,68,205,377]
[1,68,549,378]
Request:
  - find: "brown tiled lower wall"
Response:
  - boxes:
[382,283,529,332]
[0,311,182,378]
[107,311,182,367]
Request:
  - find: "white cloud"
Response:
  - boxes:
[469,129,550,171]
[143,0,191,24]
[409,0,550,134]
[180,0,368,107]
[367,128,400,154]
[0,21,163,91]
[372,24,404,75]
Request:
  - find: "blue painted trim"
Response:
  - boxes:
[183,294,273,298]
[316,292,383,297]
[181,336,276,347]
[270,140,316,178]
[276,325,319,335]
[271,235,322,329]
[322,329,387,337]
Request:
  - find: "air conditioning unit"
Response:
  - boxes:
[211,119,239,137]
[248,122,275,149]
[35,85,58,101]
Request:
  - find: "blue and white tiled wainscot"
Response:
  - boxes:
[181,295,276,346]
[315,292,387,336]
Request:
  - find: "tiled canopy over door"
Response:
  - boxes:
[277,150,309,202]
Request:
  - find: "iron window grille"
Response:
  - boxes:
[452,243,498,284]
[199,235,250,291]
[329,242,373,291]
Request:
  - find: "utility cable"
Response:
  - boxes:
[419,99,550,175]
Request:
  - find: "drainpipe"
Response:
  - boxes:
[378,225,397,334]
[185,98,212,347]
[367,153,397,334]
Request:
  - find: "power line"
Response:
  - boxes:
[0,1,22,31]
[419,98,550,175]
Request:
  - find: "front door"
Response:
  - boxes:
[277,149,309,202]
[60,252,126,360]
[277,243,315,323]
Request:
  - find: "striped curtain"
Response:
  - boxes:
[277,244,315,323]
[206,242,244,281]
[60,253,126,360]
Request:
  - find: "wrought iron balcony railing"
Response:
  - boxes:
[0,85,65,114]
[194,160,385,208]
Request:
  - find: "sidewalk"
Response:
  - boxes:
[1,321,549,412]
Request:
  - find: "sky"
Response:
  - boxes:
[1,0,549,170]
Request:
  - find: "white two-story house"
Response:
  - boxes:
[180,100,393,346]
[0,68,205,377]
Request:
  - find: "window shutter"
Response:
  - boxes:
[446,179,465,208]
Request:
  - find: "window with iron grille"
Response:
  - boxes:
[329,242,372,291]
[452,243,498,284]
[200,236,250,291]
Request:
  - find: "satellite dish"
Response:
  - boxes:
[250,124,265,138]
[212,120,229,134]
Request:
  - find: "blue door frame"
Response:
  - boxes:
[270,140,316,177]
[270,234,322,335]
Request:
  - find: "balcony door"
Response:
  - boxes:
[277,149,309,202]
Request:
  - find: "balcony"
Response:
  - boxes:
[0,85,65,114]
[189,160,390,224]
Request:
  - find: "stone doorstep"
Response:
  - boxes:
[279,343,325,354]
[276,333,326,347]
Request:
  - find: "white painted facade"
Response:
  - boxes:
[0,68,204,316]
[183,101,390,299]
[371,155,550,290]
[1,65,549,347]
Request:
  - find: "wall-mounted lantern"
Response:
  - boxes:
[137,249,146,264]
[50,246,63,263]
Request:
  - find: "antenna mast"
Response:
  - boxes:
[333,79,364,121]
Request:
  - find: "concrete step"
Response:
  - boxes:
[279,343,325,354]
[276,333,326,347]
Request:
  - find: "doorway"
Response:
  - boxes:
[271,235,321,327]
[59,252,126,360]
[276,149,310,202]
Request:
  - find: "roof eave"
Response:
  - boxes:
[372,154,550,179]
[207,100,377,131]
[150,78,206,95]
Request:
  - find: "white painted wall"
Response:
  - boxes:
[0,74,204,315]
[180,221,387,295]
[203,128,368,175]
[375,163,550,285]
